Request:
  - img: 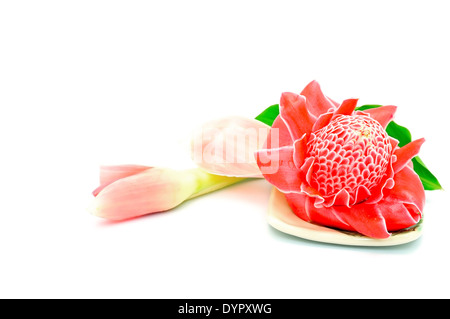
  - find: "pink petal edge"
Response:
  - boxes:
[362,105,397,128]
[279,92,315,141]
[255,146,302,193]
[300,80,337,117]
[191,116,270,177]
[93,165,152,196]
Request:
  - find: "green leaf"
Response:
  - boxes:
[385,121,412,148]
[355,104,382,111]
[255,104,279,126]
[412,156,443,190]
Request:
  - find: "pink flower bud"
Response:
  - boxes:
[89,166,242,220]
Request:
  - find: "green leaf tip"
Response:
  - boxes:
[412,157,443,191]
[255,104,279,126]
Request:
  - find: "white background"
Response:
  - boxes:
[1,1,449,298]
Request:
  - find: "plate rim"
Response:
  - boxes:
[267,187,423,247]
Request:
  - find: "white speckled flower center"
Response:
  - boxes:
[306,114,392,199]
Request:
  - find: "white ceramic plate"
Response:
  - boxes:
[268,187,423,246]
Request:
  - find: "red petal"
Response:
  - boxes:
[364,175,395,205]
[330,188,351,207]
[307,199,353,231]
[389,137,399,150]
[311,99,358,133]
[328,97,340,108]
[285,166,424,238]
[293,134,309,168]
[334,204,390,238]
[255,146,301,193]
[370,166,424,230]
[300,157,315,185]
[300,80,337,117]
[337,167,424,236]
[385,165,425,213]
[265,116,292,148]
[285,193,311,222]
[279,92,315,141]
[363,105,397,128]
[312,112,333,132]
[364,151,396,204]
[333,98,359,118]
[392,138,425,173]
[285,193,352,230]
[378,200,421,231]
[300,183,324,207]
[352,185,371,205]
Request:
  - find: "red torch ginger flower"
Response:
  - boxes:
[255,81,425,238]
